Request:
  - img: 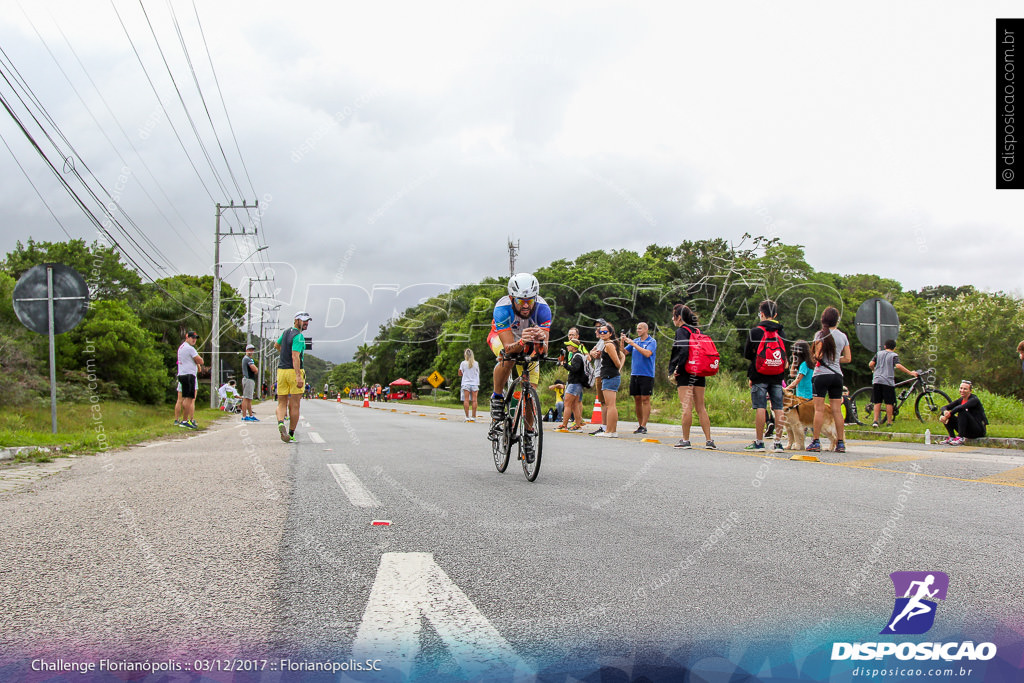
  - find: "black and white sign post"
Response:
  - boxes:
[12,264,89,434]
[854,297,901,353]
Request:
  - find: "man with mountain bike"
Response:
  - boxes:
[487,273,552,462]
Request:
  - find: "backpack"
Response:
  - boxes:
[683,327,721,377]
[754,326,786,375]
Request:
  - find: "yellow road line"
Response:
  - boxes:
[840,454,934,468]
[974,465,1024,486]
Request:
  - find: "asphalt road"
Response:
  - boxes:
[2,398,1022,681]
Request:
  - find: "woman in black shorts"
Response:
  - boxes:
[809,306,851,453]
[667,304,714,450]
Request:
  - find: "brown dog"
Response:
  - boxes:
[783,390,837,451]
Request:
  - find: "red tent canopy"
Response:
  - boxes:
[389,378,412,386]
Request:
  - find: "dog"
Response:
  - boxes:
[783,390,837,451]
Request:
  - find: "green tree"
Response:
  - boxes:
[73,300,167,403]
[354,343,374,384]
[2,238,143,304]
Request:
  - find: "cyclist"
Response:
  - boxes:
[487,273,552,462]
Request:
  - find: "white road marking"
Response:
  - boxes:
[326,464,380,507]
[308,432,325,443]
[352,552,531,678]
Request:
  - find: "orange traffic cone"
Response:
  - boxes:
[362,396,370,408]
[337,393,341,402]
[589,397,603,424]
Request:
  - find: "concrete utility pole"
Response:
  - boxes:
[247,277,272,346]
[211,199,260,408]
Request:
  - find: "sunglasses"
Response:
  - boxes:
[598,329,610,335]
[513,297,535,307]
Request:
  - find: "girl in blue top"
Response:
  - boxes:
[785,340,814,399]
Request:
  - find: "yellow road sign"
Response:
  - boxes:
[427,371,445,388]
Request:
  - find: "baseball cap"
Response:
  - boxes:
[245,344,255,350]
[295,311,312,322]
[186,331,198,338]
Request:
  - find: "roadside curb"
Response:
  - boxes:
[845,429,1024,450]
[0,446,63,462]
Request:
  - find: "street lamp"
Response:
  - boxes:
[259,303,282,399]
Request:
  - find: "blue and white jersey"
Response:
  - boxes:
[491,295,552,341]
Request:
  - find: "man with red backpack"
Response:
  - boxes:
[743,299,788,451]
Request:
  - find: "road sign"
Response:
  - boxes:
[854,297,900,352]
[12,263,88,335]
[12,264,89,434]
[428,371,445,388]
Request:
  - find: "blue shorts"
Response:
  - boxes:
[565,383,583,398]
[751,382,784,411]
[601,375,621,392]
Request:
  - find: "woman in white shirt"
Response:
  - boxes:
[459,349,480,421]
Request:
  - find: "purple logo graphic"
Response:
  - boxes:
[880,571,949,635]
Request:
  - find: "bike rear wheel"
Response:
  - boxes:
[916,389,951,424]
[850,387,876,426]
[520,387,543,482]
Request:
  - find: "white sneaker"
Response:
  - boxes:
[593,431,609,437]
[468,417,475,422]
[605,432,619,438]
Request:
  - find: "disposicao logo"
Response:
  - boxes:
[881,571,948,635]
[831,571,997,663]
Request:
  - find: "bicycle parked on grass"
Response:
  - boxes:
[851,369,951,426]
[490,351,558,482]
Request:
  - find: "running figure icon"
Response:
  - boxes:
[881,571,949,635]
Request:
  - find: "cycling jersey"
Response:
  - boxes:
[489,295,552,341]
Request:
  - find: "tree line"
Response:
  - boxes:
[0,238,329,406]
[352,236,1024,399]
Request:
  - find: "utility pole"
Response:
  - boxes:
[247,277,272,346]
[211,199,260,408]
[507,237,520,277]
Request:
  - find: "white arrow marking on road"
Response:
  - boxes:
[308,432,325,443]
[352,552,531,678]
[327,464,380,507]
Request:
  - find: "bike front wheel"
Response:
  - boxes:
[520,386,543,482]
[916,389,951,424]
[492,417,511,473]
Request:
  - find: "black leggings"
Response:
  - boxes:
[945,412,986,439]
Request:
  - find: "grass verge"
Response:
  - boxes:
[0,402,231,465]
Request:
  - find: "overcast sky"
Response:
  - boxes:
[0,1,1019,363]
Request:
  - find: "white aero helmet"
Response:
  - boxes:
[508,272,540,300]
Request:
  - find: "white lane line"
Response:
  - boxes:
[326,464,380,507]
[352,552,531,678]
[308,431,325,443]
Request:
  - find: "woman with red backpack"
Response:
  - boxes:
[668,304,716,450]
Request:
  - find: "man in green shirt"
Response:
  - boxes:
[274,312,311,443]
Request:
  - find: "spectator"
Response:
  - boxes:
[591,321,624,438]
[785,340,814,400]
[218,379,240,411]
[743,300,788,452]
[668,304,715,450]
[559,327,587,431]
[176,331,203,430]
[590,318,608,434]
[459,348,480,422]
[808,306,851,453]
[173,378,183,426]
[547,379,565,423]
[1018,340,1024,381]
[623,322,657,435]
[938,380,988,445]
[241,344,260,421]
[867,339,918,427]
